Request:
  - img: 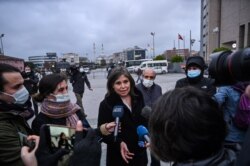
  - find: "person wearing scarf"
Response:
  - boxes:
[31,74,90,135]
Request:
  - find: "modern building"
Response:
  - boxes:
[164,48,190,61]
[0,55,24,71]
[28,53,58,68]
[123,46,146,60]
[61,53,80,65]
[200,0,250,62]
[110,52,125,64]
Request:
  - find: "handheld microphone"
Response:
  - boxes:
[112,105,124,142]
[141,106,152,120]
[137,125,150,143]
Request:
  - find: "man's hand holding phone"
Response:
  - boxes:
[21,135,39,166]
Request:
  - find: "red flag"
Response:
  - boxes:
[178,34,183,40]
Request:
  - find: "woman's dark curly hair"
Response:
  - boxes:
[149,86,227,162]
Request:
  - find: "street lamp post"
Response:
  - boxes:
[0,34,4,55]
[150,32,155,58]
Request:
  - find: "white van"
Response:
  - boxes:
[139,60,168,74]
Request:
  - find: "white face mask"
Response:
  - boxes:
[79,68,84,72]
[1,86,29,105]
[142,78,154,88]
[52,93,70,102]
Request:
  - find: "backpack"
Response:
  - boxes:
[233,93,250,130]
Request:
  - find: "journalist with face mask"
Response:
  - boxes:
[175,56,216,96]
[32,74,91,135]
[0,63,34,165]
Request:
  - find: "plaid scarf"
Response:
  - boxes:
[41,99,81,127]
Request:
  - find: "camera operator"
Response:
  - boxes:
[214,82,248,154]
[209,47,250,165]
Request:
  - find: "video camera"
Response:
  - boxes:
[208,47,250,85]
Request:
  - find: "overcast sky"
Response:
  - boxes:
[0,0,201,60]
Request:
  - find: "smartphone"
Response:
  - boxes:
[46,124,76,152]
[18,132,36,151]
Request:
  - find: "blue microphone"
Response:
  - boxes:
[112,105,124,142]
[137,125,150,143]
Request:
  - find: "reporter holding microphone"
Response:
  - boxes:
[98,67,148,166]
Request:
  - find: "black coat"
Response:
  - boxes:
[98,88,148,166]
[174,148,236,166]
[70,71,91,94]
[175,77,216,96]
[21,71,39,95]
[136,83,162,108]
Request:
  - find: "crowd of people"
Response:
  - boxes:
[0,56,250,166]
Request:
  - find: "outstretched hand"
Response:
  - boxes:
[70,121,102,166]
[120,141,134,163]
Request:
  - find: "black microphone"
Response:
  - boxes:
[141,106,152,120]
[112,105,124,142]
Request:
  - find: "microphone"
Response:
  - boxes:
[141,106,152,120]
[137,125,150,143]
[112,105,124,142]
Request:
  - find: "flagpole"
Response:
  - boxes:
[190,30,192,57]
[183,36,185,49]
[178,39,180,50]
[174,40,175,48]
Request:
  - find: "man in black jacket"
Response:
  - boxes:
[70,66,92,117]
[175,56,216,96]
[22,65,39,116]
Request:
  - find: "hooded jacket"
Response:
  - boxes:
[175,56,216,96]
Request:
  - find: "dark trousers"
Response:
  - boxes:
[151,153,161,166]
[75,93,87,116]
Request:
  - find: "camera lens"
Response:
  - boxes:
[208,48,250,85]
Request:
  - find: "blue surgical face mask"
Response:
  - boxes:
[187,69,201,78]
[52,93,70,102]
[1,86,29,105]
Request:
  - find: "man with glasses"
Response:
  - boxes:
[175,56,216,96]
[136,68,162,166]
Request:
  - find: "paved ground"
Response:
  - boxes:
[30,69,185,166]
